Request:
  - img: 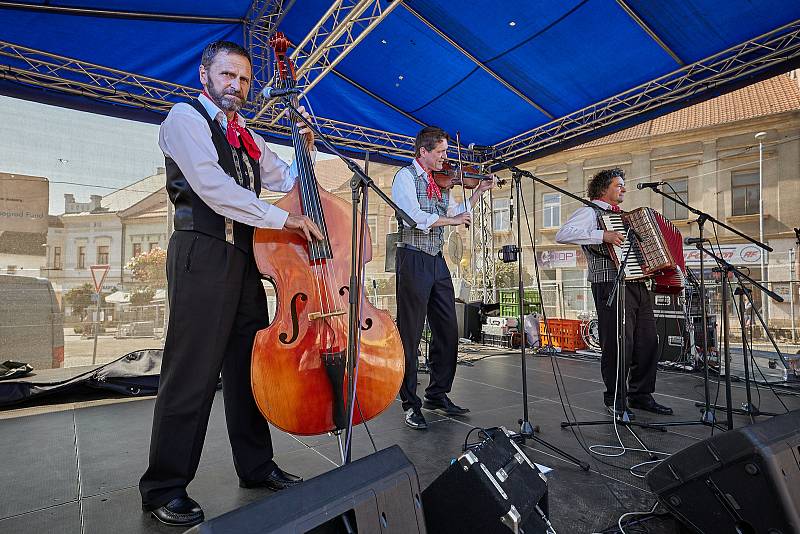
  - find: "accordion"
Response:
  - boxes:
[599,207,686,294]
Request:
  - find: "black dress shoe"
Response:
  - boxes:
[423,396,470,416]
[628,397,673,415]
[404,408,428,429]
[149,496,204,527]
[240,466,303,491]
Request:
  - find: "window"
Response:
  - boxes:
[388,217,399,234]
[97,245,109,265]
[133,243,142,258]
[662,178,688,220]
[542,193,561,228]
[493,198,511,232]
[149,242,159,251]
[53,246,62,270]
[732,171,760,216]
[77,246,86,269]
[367,215,378,245]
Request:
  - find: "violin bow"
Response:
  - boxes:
[455,131,470,229]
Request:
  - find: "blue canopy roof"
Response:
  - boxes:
[1,0,799,163]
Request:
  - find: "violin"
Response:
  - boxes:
[431,161,505,190]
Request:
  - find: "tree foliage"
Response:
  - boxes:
[126,247,167,287]
[64,283,95,320]
[130,287,156,306]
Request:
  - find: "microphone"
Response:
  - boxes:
[684,237,709,245]
[467,143,493,152]
[636,181,665,190]
[261,86,302,99]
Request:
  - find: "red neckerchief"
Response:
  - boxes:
[417,158,442,201]
[202,91,262,161]
[610,204,621,212]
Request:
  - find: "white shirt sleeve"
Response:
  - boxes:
[555,205,605,245]
[159,103,294,229]
[391,167,440,231]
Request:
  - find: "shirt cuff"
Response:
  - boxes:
[591,229,605,243]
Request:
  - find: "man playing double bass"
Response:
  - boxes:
[392,126,494,430]
[139,40,323,527]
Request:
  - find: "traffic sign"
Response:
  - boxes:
[90,264,110,293]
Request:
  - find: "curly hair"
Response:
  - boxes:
[414,126,450,157]
[587,168,624,200]
[201,40,251,69]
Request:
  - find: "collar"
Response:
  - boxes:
[592,200,612,209]
[412,158,430,181]
[198,92,244,131]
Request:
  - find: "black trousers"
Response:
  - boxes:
[140,231,274,509]
[395,247,458,412]
[591,281,659,406]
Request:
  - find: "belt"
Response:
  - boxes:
[396,243,442,256]
[396,243,423,252]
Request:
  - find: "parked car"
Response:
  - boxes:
[0,274,65,369]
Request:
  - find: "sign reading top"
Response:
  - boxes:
[0,173,49,233]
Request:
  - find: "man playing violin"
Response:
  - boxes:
[391,126,494,430]
[139,40,323,527]
[555,168,672,420]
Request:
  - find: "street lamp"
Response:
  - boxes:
[755,131,767,282]
[755,131,768,336]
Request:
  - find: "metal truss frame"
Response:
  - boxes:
[491,18,800,164]
[474,190,496,304]
[252,0,401,125]
[246,0,293,97]
[0,11,798,166]
[0,40,199,113]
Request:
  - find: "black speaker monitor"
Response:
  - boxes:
[187,445,426,534]
[422,427,550,533]
[646,409,800,534]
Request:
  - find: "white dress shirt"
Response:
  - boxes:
[391,159,470,231]
[555,200,612,245]
[159,93,298,229]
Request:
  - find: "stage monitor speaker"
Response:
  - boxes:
[455,301,483,342]
[652,293,686,361]
[646,409,800,534]
[187,445,426,534]
[422,427,550,534]
[384,232,400,273]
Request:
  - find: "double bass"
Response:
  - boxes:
[250,33,404,436]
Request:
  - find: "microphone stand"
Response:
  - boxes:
[279,96,416,463]
[489,157,603,471]
[642,184,773,430]
[696,245,785,428]
[560,227,667,450]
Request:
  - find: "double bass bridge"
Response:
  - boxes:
[308,309,346,321]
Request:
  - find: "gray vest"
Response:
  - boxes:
[581,206,618,283]
[396,164,449,256]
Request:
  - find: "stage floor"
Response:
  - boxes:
[1,349,798,534]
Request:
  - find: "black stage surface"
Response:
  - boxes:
[1,349,798,534]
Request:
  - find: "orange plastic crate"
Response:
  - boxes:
[539,318,587,352]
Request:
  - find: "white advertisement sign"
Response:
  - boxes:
[683,243,763,266]
[538,249,578,269]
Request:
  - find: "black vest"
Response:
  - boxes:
[165,99,262,253]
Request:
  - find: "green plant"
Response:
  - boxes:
[130,287,156,306]
[64,283,94,321]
